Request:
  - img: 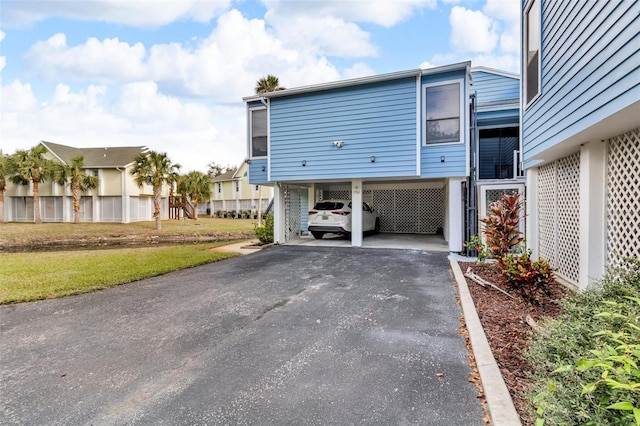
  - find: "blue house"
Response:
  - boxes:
[521,0,640,290]
[243,62,521,251]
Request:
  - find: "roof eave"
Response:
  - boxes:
[243,61,473,102]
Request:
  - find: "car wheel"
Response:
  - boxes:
[374,218,381,234]
[311,232,324,239]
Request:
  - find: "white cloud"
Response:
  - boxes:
[449,6,498,53]
[21,9,374,102]
[419,60,437,69]
[0,79,247,171]
[1,0,231,28]
[483,0,520,53]
[483,0,520,22]
[262,0,437,28]
[24,33,146,81]
[265,14,378,57]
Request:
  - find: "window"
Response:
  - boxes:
[424,82,462,145]
[217,183,221,193]
[235,181,239,192]
[478,127,519,180]
[251,108,267,158]
[525,0,541,105]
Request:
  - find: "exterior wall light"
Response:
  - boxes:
[440,156,445,163]
[261,166,265,172]
[370,156,376,163]
[332,140,345,148]
[302,160,306,166]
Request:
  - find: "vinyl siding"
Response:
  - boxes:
[268,77,418,181]
[522,0,640,162]
[249,159,268,184]
[472,69,520,128]
[471,70,519,104]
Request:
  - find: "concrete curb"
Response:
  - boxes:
[449,256,522,426]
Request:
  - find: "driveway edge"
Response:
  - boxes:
[449,256,522,426]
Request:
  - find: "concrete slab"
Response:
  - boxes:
[289,233,449,251]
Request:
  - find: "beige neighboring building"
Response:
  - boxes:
[4,141,169,223]
[209,161,273,217]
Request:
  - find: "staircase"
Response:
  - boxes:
[169,195,195,219]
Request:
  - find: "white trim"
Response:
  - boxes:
[523,0,542,110]
[422,78,466,147]
[267,102,271,181]
[415,75,421,176]
[249,106,268,161]
[471,66,520,80]
[243,62,472,102]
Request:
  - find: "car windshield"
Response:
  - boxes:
[313,201,345,210]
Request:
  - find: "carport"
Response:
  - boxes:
[274,177,463,251]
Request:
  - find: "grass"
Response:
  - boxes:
[0,243,241,304]
[0,217,256,241]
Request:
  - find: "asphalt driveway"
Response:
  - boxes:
[1,246,485,425]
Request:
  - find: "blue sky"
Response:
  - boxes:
[0,0,520,172]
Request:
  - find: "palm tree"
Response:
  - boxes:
[0,155,8,223]
[130,151,180,231]
[177,171,212,220]
[54,156,99,224]
[255,75,285,94]
[9,145,55,224]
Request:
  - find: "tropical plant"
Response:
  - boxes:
[8,145,55,224]
[130,151,180,231]
[500,246,555,305]
[177,171,212,220]
[53,156,99,224]
[480,192,524,259]
[255,75,285,94]
[464,234,490,263]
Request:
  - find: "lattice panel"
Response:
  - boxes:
[283,185,301,241]
[607,128,640,267]
[323,188,444,234]
[535,153,580,284]
[325,190,350,200]
[556,153,580,283]
[485,188,521,213]
[371,189,444,234]
[537,162,557,262]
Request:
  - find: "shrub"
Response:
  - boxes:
[576,296,640,425]
[254,215,273,244]
[500,248,555,305]
[526,258,640,425]
[480,192,524,258]
[464,234,490,262]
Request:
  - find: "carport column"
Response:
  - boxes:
[579,141,606,290]
[351,179,363,247]
[447,177,465,252]
[273,183,286,244]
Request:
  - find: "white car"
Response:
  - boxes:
[308,199,381,239]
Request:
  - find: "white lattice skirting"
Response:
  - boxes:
[607,128,640,267]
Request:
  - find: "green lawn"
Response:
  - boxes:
[0,243,240,304]
[0,217,256,242]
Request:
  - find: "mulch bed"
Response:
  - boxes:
[459,261,569,425]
